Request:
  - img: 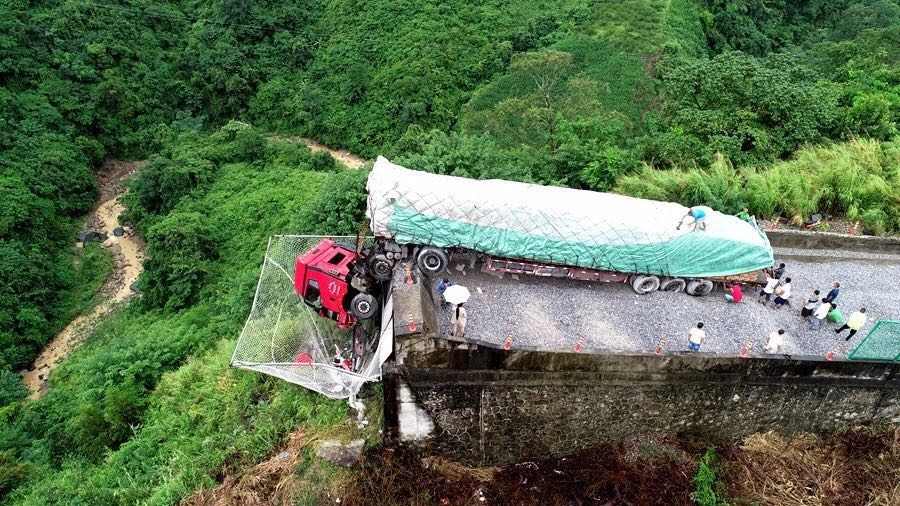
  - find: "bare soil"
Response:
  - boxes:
[270,136,368,169]
[22,159,146,399]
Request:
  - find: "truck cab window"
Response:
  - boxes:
[305,279,322,308]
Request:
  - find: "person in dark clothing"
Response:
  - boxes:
[823,282,840,303]
[773,263,786,280]
[800,289,820,319]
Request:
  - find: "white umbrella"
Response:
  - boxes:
[443,284,471,305]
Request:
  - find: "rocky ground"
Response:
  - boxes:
[432,245,900,358]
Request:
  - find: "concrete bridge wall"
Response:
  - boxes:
[384,338,900,466]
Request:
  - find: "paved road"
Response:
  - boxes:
[433,248,899,358]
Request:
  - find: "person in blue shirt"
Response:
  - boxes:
[676,206,707,232]
[438,277,452,305]
[823,282,840,303]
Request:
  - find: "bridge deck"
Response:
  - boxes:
[427,248,900,357]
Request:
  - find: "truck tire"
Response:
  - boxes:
[417,247,448,276]
[631,275,660,295]
[686,279,714,296]
[660,278,686,292]
[368,254,394,281]
[350,293,378,320]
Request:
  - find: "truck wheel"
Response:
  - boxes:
[631,275,660,295]
[368,254,394,281]
[660,278,686,292]
[417,247,448,276]
[686,279,714,296]
[350,293,378,320]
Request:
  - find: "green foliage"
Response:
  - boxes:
[0,372,27,408]
[657,51,840,166]
[691,446,730,506]
[141,212,220,311]
[0,127,361,502]
[618,138,900,232]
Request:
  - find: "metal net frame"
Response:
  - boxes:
[848,320,900,362]
[231,235,392,399]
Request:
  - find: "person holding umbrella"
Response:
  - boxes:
[443,284,471,339]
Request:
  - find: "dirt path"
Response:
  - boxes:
[22,160,146,399]
[272,136,368,169]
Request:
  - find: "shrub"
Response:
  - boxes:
[0,372,27,408]
[141,212,220,310]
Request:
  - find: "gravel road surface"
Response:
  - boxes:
[432,249,899,358]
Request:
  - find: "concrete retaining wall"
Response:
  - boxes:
[768,230,900,253]
[386,338,900,466]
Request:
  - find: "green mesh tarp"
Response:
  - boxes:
[367,157,774,278]
[848,320,900,362]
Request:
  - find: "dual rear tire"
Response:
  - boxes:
[630,275,713,296]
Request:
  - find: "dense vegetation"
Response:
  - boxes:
[1,0,898,502]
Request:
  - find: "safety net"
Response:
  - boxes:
[231,235,393,399]
[367,157,774,278]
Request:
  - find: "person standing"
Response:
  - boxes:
[764,329,785,353]
[758,273,779,306]
[450,303,467,339]
[800,289,821,320]
[811,301,831,329]
[773,277,792,310]
[823,282,840,303]
[687,322,706,351]
[724,283,743,303]
[773,263,786,281]
[835,308,867,341]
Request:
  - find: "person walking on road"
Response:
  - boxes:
[764,329,785,353]
[823,282,840,303]
[835,308,867,341]
[687,322,706,351]
[801,289,821,320]
[773,277,792,310]
[758,273,779,306]
[811,301,831,329]
[724,283,743,303]
[450,303,467,339]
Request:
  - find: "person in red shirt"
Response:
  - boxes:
[724,283,743,303]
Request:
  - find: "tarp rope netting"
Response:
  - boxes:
[231,235,392,399]
[849,320,900,362]
[367,157,774,278]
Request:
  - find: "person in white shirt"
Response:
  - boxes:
[450,303,467,338]
[757,274,778,306]
[764,329,785,353]
[687,322,706,351]
[773,277,792,310]
[811,301,831,329]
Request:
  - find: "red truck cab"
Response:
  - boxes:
[295,239,380,328]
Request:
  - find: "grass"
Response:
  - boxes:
[691,447,730,506]
[47,242,115,337]
[0,129,376,504]
[616,138,900,233]
[723,428,900,505]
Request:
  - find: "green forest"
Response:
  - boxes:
[1,0,898,503]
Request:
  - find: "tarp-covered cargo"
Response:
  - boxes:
[366,156,774,278]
